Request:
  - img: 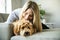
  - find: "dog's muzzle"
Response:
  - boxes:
[24,32,30,36]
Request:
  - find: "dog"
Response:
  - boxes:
[12,19,36,36]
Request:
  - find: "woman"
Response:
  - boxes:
[5,1,42,32]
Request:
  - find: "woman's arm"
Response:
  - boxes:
[5,12,18,24]
[5,8,21,24]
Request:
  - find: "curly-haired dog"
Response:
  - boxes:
[13,19,36,36]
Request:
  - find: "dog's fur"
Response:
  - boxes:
[12,19,36,36]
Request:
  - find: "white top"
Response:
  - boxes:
[5,8,22,24]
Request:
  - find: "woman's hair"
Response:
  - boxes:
[19,1,42,32]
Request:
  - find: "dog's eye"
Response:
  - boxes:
[27,26,30,29]
[22,27,24,29]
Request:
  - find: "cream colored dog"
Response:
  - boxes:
[13,19,36,36]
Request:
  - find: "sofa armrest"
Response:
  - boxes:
[0,23,13,40]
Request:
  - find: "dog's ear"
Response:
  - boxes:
[14,23,21,35]
[33,28,37,33]
[13,23,18,35]
[13,23,21,35]
[9,23,15,36]
[33,25,37,33]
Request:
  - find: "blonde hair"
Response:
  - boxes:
[19,1,42,32]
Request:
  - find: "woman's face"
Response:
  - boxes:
[22,8,33,21]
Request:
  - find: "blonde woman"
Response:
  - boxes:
[6,1,42,32]
[19,1,42,32]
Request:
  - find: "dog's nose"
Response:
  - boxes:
[24,32,30,36]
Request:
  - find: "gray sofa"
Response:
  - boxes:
[0,13,60,40]
[0,13,9,22]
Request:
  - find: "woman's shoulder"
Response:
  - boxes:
[11,8,22,16]
[13,8,22,13]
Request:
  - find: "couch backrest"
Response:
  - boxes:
[0,13,9,22]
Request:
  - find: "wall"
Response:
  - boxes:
[32,0,60,28]
[11,0,22,11]
[11,0,30,11]
[21,0,30,6]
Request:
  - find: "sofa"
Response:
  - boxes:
[0,13,60,40]
[0,13,9,22]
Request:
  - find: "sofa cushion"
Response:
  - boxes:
[11,28,60,40]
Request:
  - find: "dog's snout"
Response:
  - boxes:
[24,32,30,36]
